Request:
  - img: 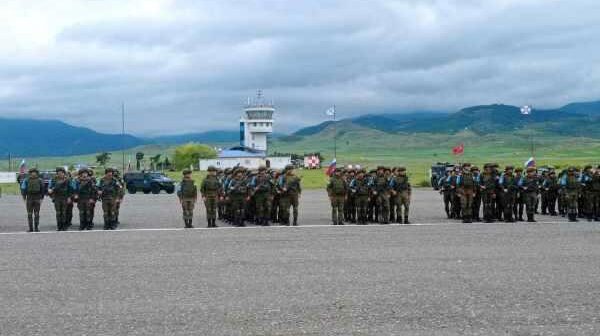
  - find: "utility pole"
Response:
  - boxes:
[7,152,11,171]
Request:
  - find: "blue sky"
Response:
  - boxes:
[0,0,599,135]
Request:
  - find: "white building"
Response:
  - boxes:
[240,90,274,152]
[199,150,291,170]
[199,91,292,171]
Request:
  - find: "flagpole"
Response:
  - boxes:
[333,104,337,161]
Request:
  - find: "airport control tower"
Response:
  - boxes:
[240,90,274,152]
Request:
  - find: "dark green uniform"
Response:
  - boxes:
[457,170,478,223]
[519,173,539,222]
[251,173,273,226]
[390,173,411,224]
[178,179,198,228]
[201,174,220,227]
[228,176,248,227]
[499,172,517,222]
[327,173,347,225]
[479,171,497,223]
[20,174,44,232]
[560,171,580,222]
[349,175,370,224]
[278,172,301,226]
[74,175,97,230]
[97,176,122,230]
[49,176,73,231]
[373,173,391,224]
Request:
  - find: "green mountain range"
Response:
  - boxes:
[1,100,600,158]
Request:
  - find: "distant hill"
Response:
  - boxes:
[0,118,144,157]
[288,103,600,139]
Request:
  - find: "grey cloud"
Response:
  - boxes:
[1,0,600,135]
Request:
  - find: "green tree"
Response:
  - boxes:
[173,143,216,170]
[96,152,111,167]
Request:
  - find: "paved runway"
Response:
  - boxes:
[1,190,599,335]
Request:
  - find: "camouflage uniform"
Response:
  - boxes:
[250,167,273,226]
[349,171,371,224]
[278,166,301,226]
[97,170,122,230]
[178,169,198,228]
[560,168,581,222]
[479,165,497,223]
[519,168,539,222]
[227,171,249,227]
[390,167,411,224]
[20,169,45,232]
[327,170,347,225]
[498,167,517,222]
[201,167,220,228]
[372,168,391,224]
[457,164,479,223]
[74,170,97,230]
[48,168,73,231]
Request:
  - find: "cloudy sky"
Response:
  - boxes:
[1,0,599,135]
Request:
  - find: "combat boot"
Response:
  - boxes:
[527,214,536,223]
[568,214,578,222]
[403,216,410,224]
[27,218,34,233]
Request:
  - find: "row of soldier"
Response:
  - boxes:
[176,165,302,228]
[438,163,600,223]
[20,165,303,232]
[327,166,412,225]
[20,167,124,232]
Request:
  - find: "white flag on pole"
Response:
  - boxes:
[325,106,336,116]
[520,105,532,115]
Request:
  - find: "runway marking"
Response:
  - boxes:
[0,221,584,236]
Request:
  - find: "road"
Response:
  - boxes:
[1,190,599,335]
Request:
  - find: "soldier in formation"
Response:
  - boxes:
[73,168,97,230]
[201,166,220,228]
[47,167,73,231]
[177,169,198,228]
[97,168,123,230]
[327,166,412,225]
[20,168,45,232]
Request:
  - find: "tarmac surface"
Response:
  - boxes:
[1,189,599,335]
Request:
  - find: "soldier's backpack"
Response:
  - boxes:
[332,178,346,195]
[204,177,220,191]
[27,178,42,195]
[181,180,197,198]
[462,173,475,188]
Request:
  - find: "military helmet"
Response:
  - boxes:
[258,165,267,172]
[207,166,216,172]
[28,168,39,174]
[182,169,192,175]
[56,167,66,173]
[78,168,89,176]
[584,165,593,170]
[104,168,114,174]
[515,167,523,172]
[471,166,479,172]
[505,165,514,171]
[526,167,536,173]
